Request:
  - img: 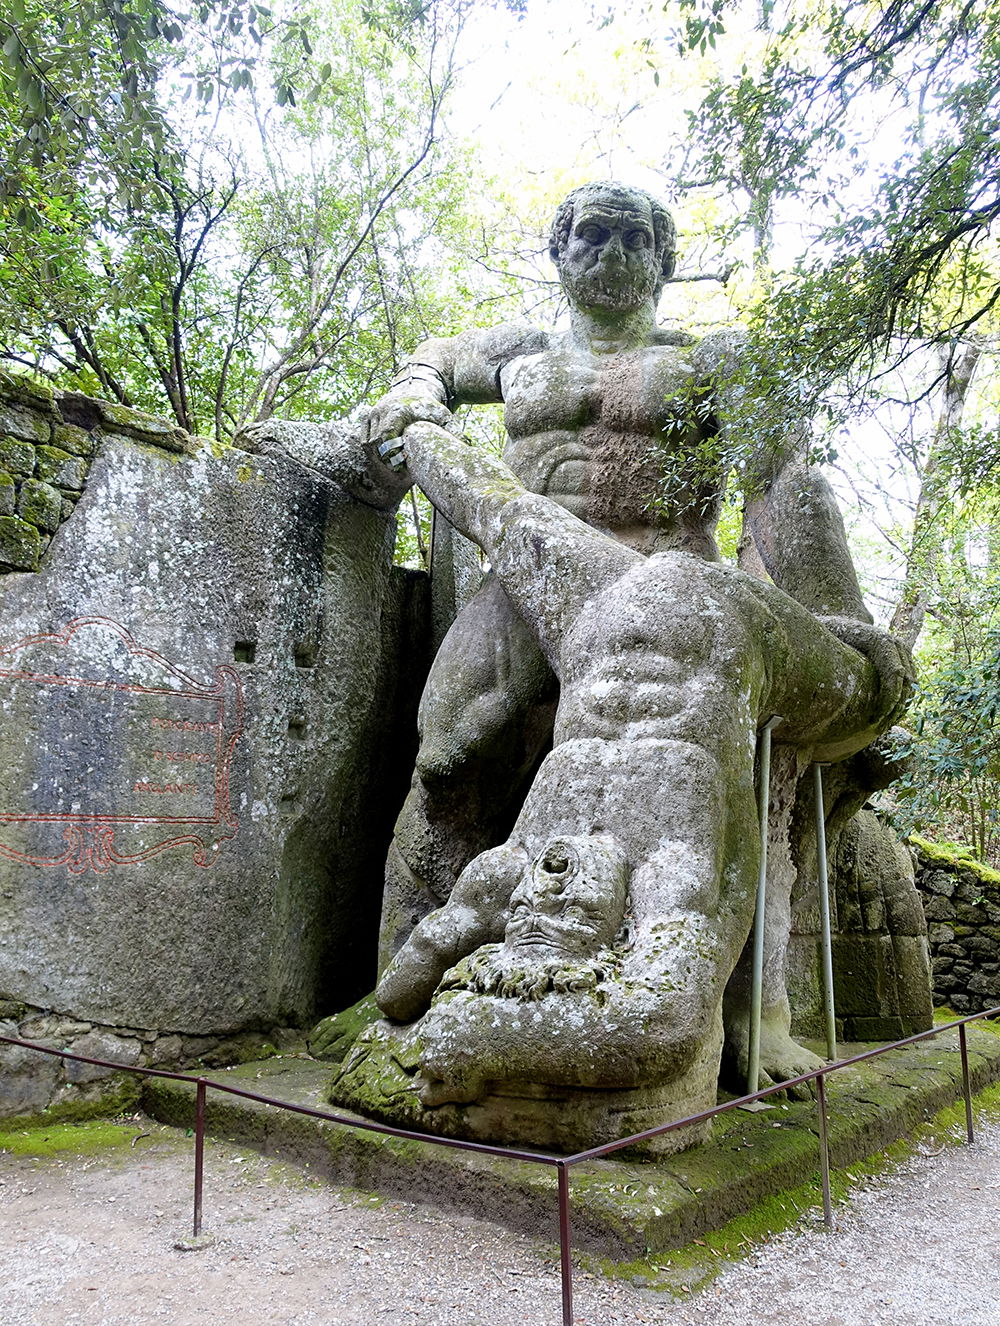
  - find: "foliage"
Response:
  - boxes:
[0,0,482,440]
[894,632,1000,866]
[889,486,1000,863]
[662,0,1000,481]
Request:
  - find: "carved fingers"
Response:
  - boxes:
[364,391,454,447]
[817,615,915,715]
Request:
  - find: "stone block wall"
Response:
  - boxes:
[0,372,193,574]
[0,373,430,1121]
[914,839,1000,1014]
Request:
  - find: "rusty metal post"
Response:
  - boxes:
[193,1078,207,1238]
[812,762,837,1062]
[557,1163,574,1326]
[959,1022,975,1144]
[816,1072,833,1229]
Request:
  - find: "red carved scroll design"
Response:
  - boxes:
[0,617,245,871]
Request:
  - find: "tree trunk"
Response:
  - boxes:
[888,340,981,649]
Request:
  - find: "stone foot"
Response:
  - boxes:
[725,1011,826,1101]
[308,992,380,1063]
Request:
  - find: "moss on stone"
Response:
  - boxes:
[0,436,36,478]
[0,1079,141,1133]
[35,445,86,490]
[0,370,56,409]
[17,478,62,532]
[0,1115,147,1156]
[0,515,41,570]
[912,834,1000,886]
[95,402,195,454]
[51,422,96,457]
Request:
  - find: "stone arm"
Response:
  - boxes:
[375,844,527,1023]
[236,416,410,512]
[395,421,641,671]
[364,322,549,445]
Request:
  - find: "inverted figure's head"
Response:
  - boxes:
[503,834,629,962]
[548,182,677,314]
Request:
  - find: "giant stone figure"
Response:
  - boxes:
[322,183,914,1151]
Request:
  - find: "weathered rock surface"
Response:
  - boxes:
[0,376,429,1116]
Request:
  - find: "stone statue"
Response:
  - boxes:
[327,416,909,1150]
[319,182,912,1148]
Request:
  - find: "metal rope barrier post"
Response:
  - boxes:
[959,1022,975,1143]
[816,1071,833,1229]
[557,1162,574,1326]
[748,716,782,1095]
[813,763,838,1061]
[193,1078,207,1238]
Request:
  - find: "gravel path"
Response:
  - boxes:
[1,1111,999,1326]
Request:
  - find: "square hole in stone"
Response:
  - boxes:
[234,641,257,663]
[294,645,317,668]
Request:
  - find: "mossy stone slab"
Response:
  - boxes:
[142,1022,1000,1261]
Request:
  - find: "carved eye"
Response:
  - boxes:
[625,230,650,250]
[580,225,606,245]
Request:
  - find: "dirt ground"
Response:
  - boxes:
[1,1109,999,1326]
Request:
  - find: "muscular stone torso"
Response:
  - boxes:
[499,339,723,559]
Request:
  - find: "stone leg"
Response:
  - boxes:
[723,744,827,1096]
[378,572,558,972]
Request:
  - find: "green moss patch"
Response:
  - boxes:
[0,1115,149,1157]
[913,834,1000,886]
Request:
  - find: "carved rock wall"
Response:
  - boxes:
[0,376,428,1116]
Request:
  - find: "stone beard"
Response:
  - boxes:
[438,943,623,1003]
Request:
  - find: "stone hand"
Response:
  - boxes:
[377,437,408,471]
[364,389,454,446]
[816,616,915,711]
[307,993,381,1063]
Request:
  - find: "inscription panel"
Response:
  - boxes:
[0,617,244,871]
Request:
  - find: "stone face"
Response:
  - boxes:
[17,478,62,532]
[0,515,41,570]
[0,421,428,1038]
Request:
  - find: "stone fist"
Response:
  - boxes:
[363,389,454,447]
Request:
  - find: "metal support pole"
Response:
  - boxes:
[959,1022,975,1144]
[748,716,782,1096]
[816,1072,833,1229]
[557,1164,574,1326]
[813,763,837,1062]
[193,1078,207,1238]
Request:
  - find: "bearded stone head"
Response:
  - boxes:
[548,182,677,313]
